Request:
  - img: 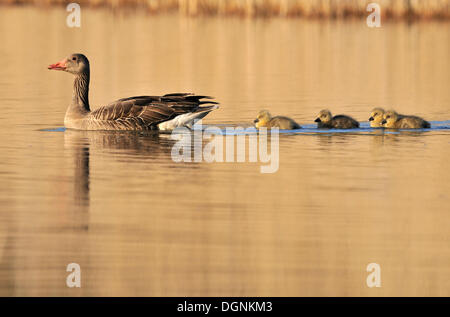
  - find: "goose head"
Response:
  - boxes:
[254,110,272,128]
[369,107,385,127]
[381,110,399,128]
[48,53,89,76]
[315,109,332,123]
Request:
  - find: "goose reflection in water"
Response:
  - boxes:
[63,129,190,210]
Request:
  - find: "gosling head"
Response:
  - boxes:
[369,107,385,127]
[381,110,399,128]
[314,109,332,123]
[254,110,272,128]
[48,53,90,76]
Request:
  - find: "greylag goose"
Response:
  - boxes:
[48,53,218,131]
[253,110,301,129]
[314,109,359,129]
[381,110,430,129]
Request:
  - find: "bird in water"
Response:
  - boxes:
[368,107,386,128]
[314,109,359,129]
[253,110,301,129]
[381,110,430,129]
[48,53,218,131]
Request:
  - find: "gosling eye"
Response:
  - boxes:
[386,115,390,119]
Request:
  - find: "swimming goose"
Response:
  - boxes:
[368,107,385,128]
[314,109,359,129]
[253,110,301,129]
[48,53,218,131]
[381,110,430,129]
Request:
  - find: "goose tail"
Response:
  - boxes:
[158,105,219,131]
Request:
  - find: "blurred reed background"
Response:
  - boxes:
[1,0,450,20]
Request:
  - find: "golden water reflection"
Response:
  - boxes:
[0,8,449,296]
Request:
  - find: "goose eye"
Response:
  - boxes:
[72,57,77,61]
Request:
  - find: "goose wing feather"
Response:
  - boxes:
[89,93,217,128]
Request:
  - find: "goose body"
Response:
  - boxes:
[254,110,301,129]
[49,54,218,131]
[381,110,430,129]
[315,109,359,129]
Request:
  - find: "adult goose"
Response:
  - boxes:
[48,53,218,131]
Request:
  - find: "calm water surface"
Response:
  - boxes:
[0,7,449,296]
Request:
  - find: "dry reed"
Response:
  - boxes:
[1,0,450,20]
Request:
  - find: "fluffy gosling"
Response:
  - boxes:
[314,109,359,129]
[368,107,385,128]
[254,110,301,130]
[381,110,430,129]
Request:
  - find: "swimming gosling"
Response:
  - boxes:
[254,110,301,129]
[314,109,359,129]
[381,110,430,129]
[368,107,385,128]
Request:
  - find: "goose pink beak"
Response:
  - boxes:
[48,58,67,70]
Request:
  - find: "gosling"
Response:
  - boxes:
[254,110,301,130]
[314,109,359,129]
[381,110,430,129]
[368,107,385,128]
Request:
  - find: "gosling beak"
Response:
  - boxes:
[314,118,321,122]
[253,119,259,123]
[381,120,387,125]
[48,58,67,71]
[369,117,374,121]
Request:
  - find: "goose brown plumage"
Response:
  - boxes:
[48,53,218,131]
